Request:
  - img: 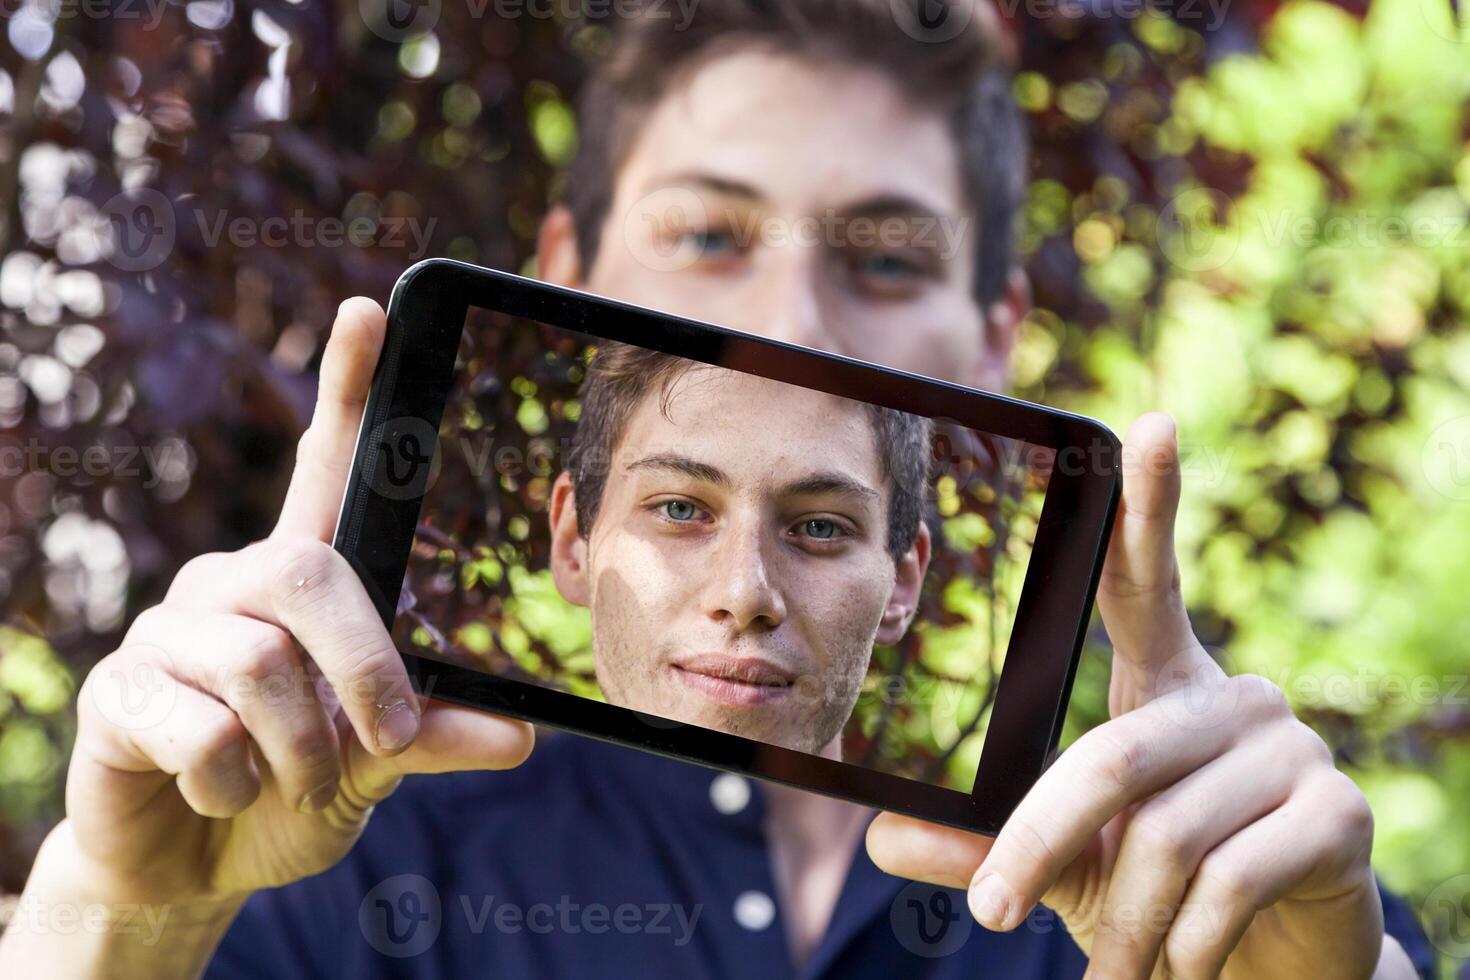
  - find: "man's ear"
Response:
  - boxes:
[548,470,590,607]
[876,520,931,646]
[973,264,1031,393]
[537,205,583,288]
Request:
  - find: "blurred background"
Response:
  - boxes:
[0,0,1467,971]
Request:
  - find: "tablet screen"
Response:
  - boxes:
[390,305,1055,793]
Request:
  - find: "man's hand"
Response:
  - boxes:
[867,414,1396,979]
[6,299,532,960]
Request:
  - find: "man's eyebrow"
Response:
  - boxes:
[644,178,954,230]
[778,472,881,503]
[625,453,732,487]
[625,457,879,503]
[838,194,952,226]
[648,172,762,201]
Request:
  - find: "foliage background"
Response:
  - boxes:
[0,0,1467,970]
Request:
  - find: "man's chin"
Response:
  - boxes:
[663,687,826,755]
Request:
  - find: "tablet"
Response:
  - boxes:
[334,259,1120,833]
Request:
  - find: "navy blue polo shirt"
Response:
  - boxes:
[206,731,1436,978]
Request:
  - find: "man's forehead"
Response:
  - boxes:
[623,46,968,221]
[617,368,886,484]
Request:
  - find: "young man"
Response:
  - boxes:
[548,343,932,756]
[0,1,1434,977]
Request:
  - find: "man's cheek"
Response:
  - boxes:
[790,565,891,692]
[812,561,895,645]
[590,535,700,663]
[870,297,982,382]
[590,564,659,699]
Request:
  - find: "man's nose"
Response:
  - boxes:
[756,246,839,354]
[705,522,787,632]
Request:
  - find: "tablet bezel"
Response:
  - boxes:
[333,259,1121,834]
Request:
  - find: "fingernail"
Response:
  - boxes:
[376,702,419,752]
[298,779,338,814]
[969,873,1014,930]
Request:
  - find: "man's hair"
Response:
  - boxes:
[568,342,932,562]
[566,0,1026,306]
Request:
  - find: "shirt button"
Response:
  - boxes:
[733,890,776,932]
[709,773,751,815]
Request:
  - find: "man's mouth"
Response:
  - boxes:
[670,654,796,707]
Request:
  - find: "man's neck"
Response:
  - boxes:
[761,737,873,972]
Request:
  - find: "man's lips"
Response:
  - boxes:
[670,654,796,707]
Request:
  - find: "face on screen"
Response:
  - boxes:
[545,359,930,756]
[399,313,1050,792]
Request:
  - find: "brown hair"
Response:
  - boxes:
[565,0,1026,305]
[567,342,931,562]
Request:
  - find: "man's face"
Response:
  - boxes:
[560,368,917,754]
[548,47,1005,388]
[539,46,982,750]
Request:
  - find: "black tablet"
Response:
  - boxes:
[334,260,1120,834]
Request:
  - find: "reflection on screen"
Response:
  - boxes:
[392,308,1053,793]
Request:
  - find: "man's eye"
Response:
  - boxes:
[681,229,741,259]
[661,500,701,521]
[853,252,923,281]
[844,249,941,300]
[800,519,842,540]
